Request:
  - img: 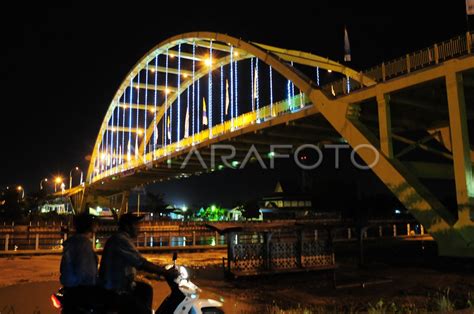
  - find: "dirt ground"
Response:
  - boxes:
[0,248,473,313]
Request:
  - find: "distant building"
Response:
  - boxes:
[40,203,69,214]
[260,181,313,219]
[39,197,73,214]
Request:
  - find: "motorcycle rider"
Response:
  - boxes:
[99,213,177,313]
[59,212,101,308]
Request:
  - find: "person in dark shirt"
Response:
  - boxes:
[60,213,101,308]
[99,213,175,313]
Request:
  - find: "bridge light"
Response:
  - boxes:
[183,73,188,78]
[137,129,144,136]
[234,51,239,57]
[101,153,107,160]
[164,88,171,95]
[327,69,332,73]
[150,68,155,73]
[55,177,62,184]
[204,56,213,67]
[169,54,175,58]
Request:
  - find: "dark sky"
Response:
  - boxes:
[0,3,468,205]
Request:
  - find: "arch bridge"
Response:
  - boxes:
[61,31,474,257]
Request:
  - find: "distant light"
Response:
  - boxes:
[55,177,62,184]
[231,161,239,167]
[218,164,224,170]
[395,209,401,214]
[75,167,79,170]
[267,152,275,158]
[17,186,23,191]
[211,205,216,211]
[182,206,188,212]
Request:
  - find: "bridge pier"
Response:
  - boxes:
[446,69,474,234]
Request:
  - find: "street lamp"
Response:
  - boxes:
[39,178,48,191]
[54,177,62,193]
[69,167,83,189]
[17,186,24,200]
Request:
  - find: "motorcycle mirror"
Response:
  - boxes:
[172,252,178,261]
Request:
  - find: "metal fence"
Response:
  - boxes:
[0,220,428,253]
[322,32,473,96]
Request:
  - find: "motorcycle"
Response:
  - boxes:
[51,252,224,314]
[156,252,224,314]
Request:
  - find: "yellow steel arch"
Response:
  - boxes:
[87,32,375,182]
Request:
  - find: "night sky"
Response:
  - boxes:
[0,3,469,206]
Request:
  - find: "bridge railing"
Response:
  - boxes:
[323,31,473,97]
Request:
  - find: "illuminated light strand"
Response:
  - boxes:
[230,46,234,130]
[255,58,260,121]
[316,67,320,86]
[346,75,351,93]
[105,124,109,174]
[269,66,274,117]
[300,90,304,108]
[165,49,169,149]
[234,59,238,118]
[143,63,148,162]
[250,57,254,112]
[220,65,223,125]
[121,95,125,170]
[128,78,133,165]
[115,101,120,172]
[290,61,295,109]
[169,55,172,145]
[197,78,200,134]
[135,71,140,160]
[192,42,195,143]
[186,87,190,137]
[109,106,114,173]
[98,141,102,174]
[177,43,181,145]
[153,54,158,159]
[208,41,213,138]
[286,78,291,112]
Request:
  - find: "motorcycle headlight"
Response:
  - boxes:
[179,266,189,279]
